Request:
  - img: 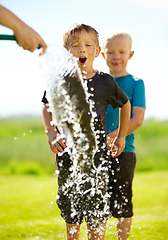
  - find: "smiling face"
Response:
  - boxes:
[102,38,134,77]
[68,30,101,78]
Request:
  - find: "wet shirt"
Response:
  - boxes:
[106,74,146,152]
[84,71,128,150]
[42,71,128,153]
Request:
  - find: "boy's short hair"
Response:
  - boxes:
[102,31,132,50]
[63,23,99,49]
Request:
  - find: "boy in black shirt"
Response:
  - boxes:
[42,23,130,240]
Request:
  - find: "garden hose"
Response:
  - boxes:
[0,34,41,49]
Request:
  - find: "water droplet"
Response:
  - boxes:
[55,170,60,175]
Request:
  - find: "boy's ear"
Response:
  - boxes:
[129,50,134,59]
[95,46,101,57]
[101,52,105,59]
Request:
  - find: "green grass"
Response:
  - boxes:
[0,118,168,174]
[0,175,65,240]
[0,118,168,239]
[0,172,167,240]
[0,117,56,175]
[135,120,168,171]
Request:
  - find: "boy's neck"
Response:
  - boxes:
[110,70,129,78]
[81,68,96,79]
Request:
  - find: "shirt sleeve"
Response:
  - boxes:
[109,78,129,109]
[133,80,146,109]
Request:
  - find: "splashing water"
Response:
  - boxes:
[40,44,110,227]
[40,44,97,175]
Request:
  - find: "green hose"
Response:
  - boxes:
[0,34,41,49]
[0,34,16,40]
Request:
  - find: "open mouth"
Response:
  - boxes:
[112,62,119,66]
[79,57,87,65]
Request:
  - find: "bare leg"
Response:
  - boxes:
[66,223,81,240]
[117,217,132,240]
[87,222,106,240]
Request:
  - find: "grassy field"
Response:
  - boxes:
[0,172,167,240]
[0,118,168,239]
[0,118,55,175]
[135,120,168,171]
[0,117,168,174]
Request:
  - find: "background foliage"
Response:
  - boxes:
[0,118,168,174]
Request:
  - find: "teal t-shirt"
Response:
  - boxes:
[106,74,146,152]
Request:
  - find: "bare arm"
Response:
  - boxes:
[107,106,145,157]
[41,103,66,154]
[126,106,145,135]
[111,100,130,157]
[0,5,47,54]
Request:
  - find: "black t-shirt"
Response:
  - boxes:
[84,71,128,130]
[42,71,128,152]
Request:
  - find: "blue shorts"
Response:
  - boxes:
[56,152,111,228]
[108,152,136,218]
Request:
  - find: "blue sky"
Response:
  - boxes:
[0,0,168,119]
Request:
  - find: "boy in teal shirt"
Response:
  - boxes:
[102,32,146,240]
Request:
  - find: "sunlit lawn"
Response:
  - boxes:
[0,171,167,240]
[0,119,168,239]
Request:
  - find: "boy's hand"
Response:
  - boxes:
[111,136,125,158]
[47,130,66,154]
[106,129,118,150]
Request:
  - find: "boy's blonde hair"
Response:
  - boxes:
[63,23,99,50]
[102,31,132,51]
